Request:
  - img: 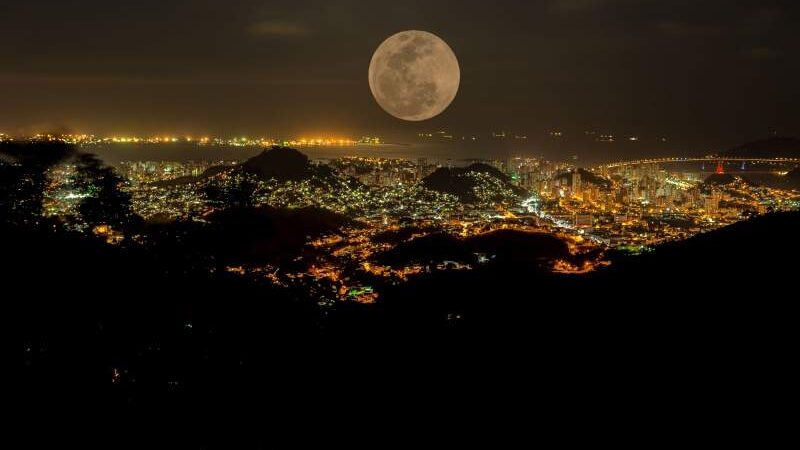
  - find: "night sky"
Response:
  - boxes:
[1,0,798,151]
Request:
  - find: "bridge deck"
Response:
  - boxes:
[599,157,800,169]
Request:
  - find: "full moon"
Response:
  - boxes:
[368,30,460,121]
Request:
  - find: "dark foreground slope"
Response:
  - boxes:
[367,211,798,336]
[13,212,798,433]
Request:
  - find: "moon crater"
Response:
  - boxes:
[369,30,460,121]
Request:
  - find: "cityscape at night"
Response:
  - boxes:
[8,0,800,441]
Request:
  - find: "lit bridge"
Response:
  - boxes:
[598,156,800,170]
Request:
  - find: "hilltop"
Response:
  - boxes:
[555,168,611,189]
[149,146,324,188]
[240,146,314,181]
[422,163,525,203]
[703,173,740,186]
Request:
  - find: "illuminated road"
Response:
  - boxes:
[522,195,610,245]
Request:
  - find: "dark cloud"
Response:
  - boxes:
[742,46,781,60]
[551,0,613,13]
[0,73,351,86]
[656,20,723,38]
[743,8,783,34]
[247,20,312,37]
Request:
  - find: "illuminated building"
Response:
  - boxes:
[571,172,582,198]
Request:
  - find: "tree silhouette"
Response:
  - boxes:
[0,141,74,226]
[73,153,140,231]
[204,173,258,209]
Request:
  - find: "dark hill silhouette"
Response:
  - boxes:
[241,146,313,181]
[469,229,570,264]
[422,163,525,202]
[369,212,800,365]
[237,148,362,191]
[204,205,354,265]
[597,211,800,295]
[465,162,506,179]
[373,229,569,267]
[555,168,611,189]
[149,147,319,187]
[371,225,440,244]
[201,164,230,178]
[373,232,472,266]
[704,173,739,185]
[782,168,800,190]
[723,137,800,158]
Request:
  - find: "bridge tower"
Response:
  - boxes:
[715,161,724,175]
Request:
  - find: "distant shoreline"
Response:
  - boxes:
[83,142,508,165]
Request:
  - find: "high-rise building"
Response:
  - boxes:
[571,172,582,197]
[704,192,721,214]
[506,157,518,176]
[416,157,428,180]
[575,214,593,227]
